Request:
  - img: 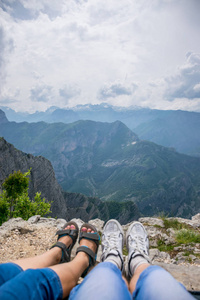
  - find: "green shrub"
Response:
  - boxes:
[0,170,51,225]
[3,170,30,218]
[13,192,51,221]
[0,191,9,225]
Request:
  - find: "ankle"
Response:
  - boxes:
[49,247,62,264]
[102,249,124,271]
[75,251,90,269]
[129,254,150,276]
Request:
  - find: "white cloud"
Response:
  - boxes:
[164,52,200,100]
[59,84,81,102]
[30,84,53,102]
[98,81,137,100]
[0,0,200,112]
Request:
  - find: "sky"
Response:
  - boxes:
[0,0,200,113]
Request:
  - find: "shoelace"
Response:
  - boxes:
[104,233,119,252]
[130,234,147,255]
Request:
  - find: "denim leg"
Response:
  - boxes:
[0,263,23,286]
[69,262,132,300]
[133,265,195,300]
[0,268,63,300]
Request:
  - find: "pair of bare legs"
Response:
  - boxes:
[12,224,149,299]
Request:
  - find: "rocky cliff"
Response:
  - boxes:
[0,137,67,218]
[0,215,199,291]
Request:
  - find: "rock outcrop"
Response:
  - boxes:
[0,215,199,290]
[0,137,67,218]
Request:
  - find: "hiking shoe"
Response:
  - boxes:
[101,219,124,271]
[126,221,150,278]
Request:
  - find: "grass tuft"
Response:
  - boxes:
[176,229,200,244]
[157,239,175,252]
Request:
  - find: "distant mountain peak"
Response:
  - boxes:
[0,109,8,124]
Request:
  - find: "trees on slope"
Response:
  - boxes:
[0,170,51,225]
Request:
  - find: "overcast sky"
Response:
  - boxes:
[0,0,200,112]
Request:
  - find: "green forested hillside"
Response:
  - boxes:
[1,109,200,218]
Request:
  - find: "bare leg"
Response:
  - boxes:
[50,226,97,299]
[2,226,97,299]
[129,263,150,294]
[12,224,76,270]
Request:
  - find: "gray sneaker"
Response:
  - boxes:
[126,221,150,277]
[101,219,124,270]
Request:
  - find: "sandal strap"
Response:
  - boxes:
[56,228,78,244]
[79,232,100,247]
[76,246,96,265]
[50,242,70,263]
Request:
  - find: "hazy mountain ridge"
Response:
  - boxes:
[1,109,200,218]
[2,105,200,156]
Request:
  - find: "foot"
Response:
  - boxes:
[101,219,124,271]
[51,224,76,263]
[79,226,97,253]
[58,224,76,248]
[76,224,100,277]
[50,221,79,263]
[126,222,150,278]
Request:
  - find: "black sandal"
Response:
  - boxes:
[76,223,100,277]
[50,221,79,263]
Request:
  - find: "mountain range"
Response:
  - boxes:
[1,104,200,157]
[1,109,200,219]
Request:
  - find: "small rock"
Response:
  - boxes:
[165,237,176,245]
[174,246,182,251]
[192,213,200,222]
[28,215,41,224]
[149,239,158,247]
[70,218,84,229]
[194,248,200,254]
[89,219,104,232]
[176,258,186,264]
[166,228,176,236]
[159,251,171,261]
[149,248,160,260]
[55,218,67,230]
[38,217,56,224]
[189,255,197,260]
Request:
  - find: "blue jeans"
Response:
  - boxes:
[70,262,194,300]
[0,262,194,299]
[0,263,62,299]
